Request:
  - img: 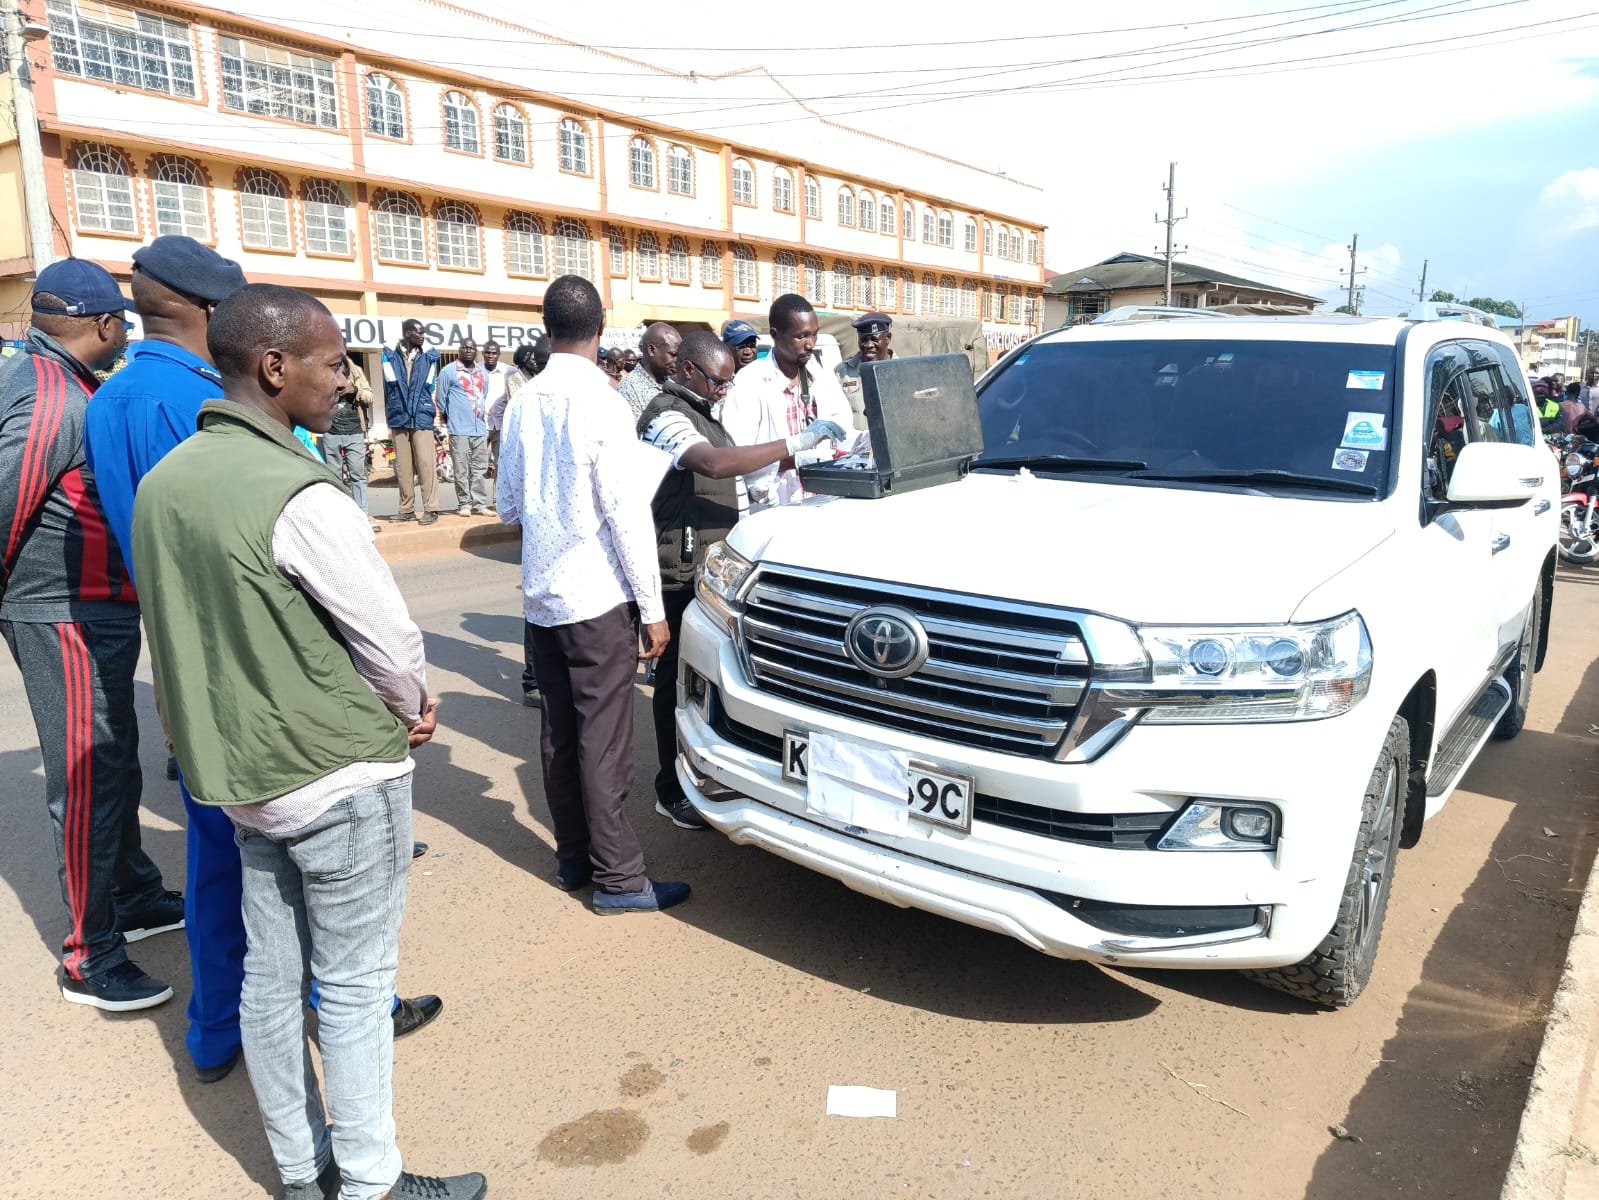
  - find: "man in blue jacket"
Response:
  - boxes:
[382,319,440,526]
[85,237,443,1081]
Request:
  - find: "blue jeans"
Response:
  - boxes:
[234,778,412,1199]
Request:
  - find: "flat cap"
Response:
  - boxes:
[132,236,247,304]
[852,311,892,337]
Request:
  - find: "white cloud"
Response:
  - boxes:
[1539,168,1599,236]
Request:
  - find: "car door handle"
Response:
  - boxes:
[1534,499,1551,515]
[1491,533,1511,555]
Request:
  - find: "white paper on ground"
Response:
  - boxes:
[826,1085,898,1118]
[806,733,910,836]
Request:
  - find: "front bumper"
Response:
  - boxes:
[676,599,1396,970]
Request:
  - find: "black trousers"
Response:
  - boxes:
[2,615,165,979]
[521,620,538,693]
[651,588,695,805]
[531,602,647,894]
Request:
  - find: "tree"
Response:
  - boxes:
[1429,290,1456,303]
[1464,297,1523,319]
[1335,304,1357,315]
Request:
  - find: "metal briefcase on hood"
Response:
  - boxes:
[798,353,985,500]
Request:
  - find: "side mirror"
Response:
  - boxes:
[1444,441,1547,508]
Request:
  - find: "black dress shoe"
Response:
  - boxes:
[196,1047,243,1084]
[417,512,439,526]
[554,862,593,891]
[412,841,428,859]
[394,995,442,1039]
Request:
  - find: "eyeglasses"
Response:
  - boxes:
[688,360,735,393]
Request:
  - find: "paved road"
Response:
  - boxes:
[3,546,1597,1199]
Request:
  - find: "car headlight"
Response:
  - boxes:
[1102,611,1372,723]
[695,541,753,634]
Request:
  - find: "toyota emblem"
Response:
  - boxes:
[844,606,930,679]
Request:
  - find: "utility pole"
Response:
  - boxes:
[1342,234,1367,315]
[1416,259,1428,304]
[3,0,56,274]
[1154,162,1187,307]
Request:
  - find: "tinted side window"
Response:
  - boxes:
[1425,343,1473,499]
[1485,340,1537,446]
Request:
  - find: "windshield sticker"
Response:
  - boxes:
[1332,449,1370,472]
[1347,370,1386,390]
[1341,412,1387,450]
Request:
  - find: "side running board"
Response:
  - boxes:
[1425,677,1512,798]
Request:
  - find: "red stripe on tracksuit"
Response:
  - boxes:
[4,359,67,571]
[58,623,92,979]
[59,469,118,602]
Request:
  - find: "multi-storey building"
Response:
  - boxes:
[1,0,1047,376]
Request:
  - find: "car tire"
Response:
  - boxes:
[1493,585,1543,741]
[1247,716,1408,1009]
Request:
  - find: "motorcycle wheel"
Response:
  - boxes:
[1558,502,1599,564]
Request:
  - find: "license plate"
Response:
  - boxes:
[781,731,974,833]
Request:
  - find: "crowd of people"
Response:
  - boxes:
[0,228,898,1199]
[1532,367,1599,437]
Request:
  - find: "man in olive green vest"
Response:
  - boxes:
[133,285,485,1200]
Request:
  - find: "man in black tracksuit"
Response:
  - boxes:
[635,329,843,829]
[0,259,182,1010]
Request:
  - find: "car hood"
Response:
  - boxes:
[726,472,1395,625]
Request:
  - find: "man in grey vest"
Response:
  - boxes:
[637,330,842,828]
[133,285,484,1200]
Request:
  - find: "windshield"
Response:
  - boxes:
[974,337,1398,494]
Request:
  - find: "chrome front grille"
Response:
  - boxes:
[738,568,1092,758]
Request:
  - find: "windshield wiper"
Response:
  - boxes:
[974,454,1148,473]
[1131,468,1379,496]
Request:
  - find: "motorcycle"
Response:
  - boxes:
[1555,433,1599,565]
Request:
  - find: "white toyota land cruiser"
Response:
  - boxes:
[674,308,1559,1007]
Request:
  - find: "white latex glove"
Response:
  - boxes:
[794,446,834,467]
[785,419,848,456]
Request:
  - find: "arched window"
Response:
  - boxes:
[667,236,690,283]
[374,190,425,263]
[365,73,405,140]
[983,221,993,257]
[939,275,956,316]
[493,104,528,164]
[635,231,660,280]
[239,169,291,251]
[553,218,592,278]
[629,136,656,189]
[857,264,874,308]
[961,280,978,319]
[667,145,693,195]
[773,250,797,295]
[435,201,480,270]
[881,268,898,312]
[837,186,855,227]
[922,207,935,244]
[772,168,794,213]
[964,218,978,253]
[802,255,825,304]
[804,174,820,219]
[938,211,953,248]
[71,144,136,234]
[559,117,589,174]
[903,201,913,238]
[1026,233,1039,265]
[504,211,546,276]
[832,259,852,308]
[302,178,352,256]
[858,191,876,233]
[881,199,895,236]
[732,243,757,296]
[990,284,1004,321]
[701,240,722,287]
[921,273,936,314]
[1008,287,1023,322]
[443,91,479,154]
[606,225,627,278]
[731,159,755,206]
[151,156,207,240]
[1010,227,1023,260]
[901,269,915,310]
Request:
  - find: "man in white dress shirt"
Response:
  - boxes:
[496,275,689,914]
[718,294,859,511]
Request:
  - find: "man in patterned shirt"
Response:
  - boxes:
[617,321,682,420]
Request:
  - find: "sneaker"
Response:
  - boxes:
[593,879,691,915]
[655,795,709,831]
[116,890,185,942]
[457,505,472,517]
[417,512,439,527]
[195,1046,243,1085]
[554,862,593,891]
[394,994,443,1039]
[522,688,542,708]
[388,1171,487,1200]
[165,755,179,781]
[281,1155,339,1200]
[60,961,173,1011]
[472,506,494,515]
[391,513,417,523]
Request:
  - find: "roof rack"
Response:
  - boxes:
[1405,301,1501,328]
[1090,305,1234,325]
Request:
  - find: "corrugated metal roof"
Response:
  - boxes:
[1045,252,1321,304]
